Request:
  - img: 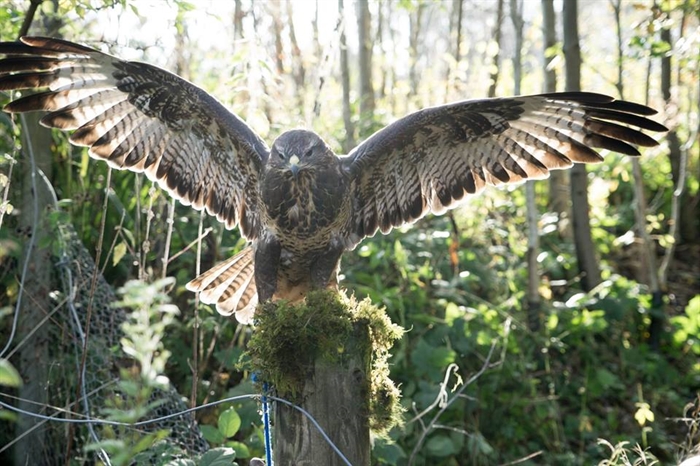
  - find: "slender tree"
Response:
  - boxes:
[14,5,61,465]
[408,1,426,97]
[611,0,663,348]
[286,0,306,106]
[376,0,386,99]
[542,0,570,233]
[451,0,464,63]
[509,0,539,331]
[269,1,285,76]
[660,15,696,245]
[233,0,244,41]
[339,0,356,152]
[487,0,505,98]
[563,0,601,292]
[357,0,375,136]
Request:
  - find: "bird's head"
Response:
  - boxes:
[268,129,334,178]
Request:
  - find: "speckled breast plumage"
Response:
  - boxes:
[259,154,352,294]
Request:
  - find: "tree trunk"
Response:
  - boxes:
[339,0,356,152]
[376,0,386,100]
[611,0,663,348]
[274,321,371,465]
[357,0,375,137]
[270,2,285,76]
[487,0,505,98]
[510,0,539,331]
[14,113,55,466]
[661,24,696,245]
[408,2,424,97]
[452,0,464,63]
[12,7,61,465]
[563,0,601,292]
[542,0,570,235]
[233,0,244,40]
[312,0,321,61]
[286,0,306,111]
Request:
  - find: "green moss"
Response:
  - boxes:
[246,289,404,436]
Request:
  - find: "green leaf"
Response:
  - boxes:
[113,241,127,266]
[373,438,406,464]
[411,339,456,378]
[225,440,251,458]
[218,407,242,438]
[201,424,225,444]
[0,359,21,387]
[0,409,18,422]
[164,459,196,466]
[425,434,457,457]
[199,447,237,466]
[133,429,169,454]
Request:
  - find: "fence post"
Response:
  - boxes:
[274,320,370,465]
[248,291,403,466]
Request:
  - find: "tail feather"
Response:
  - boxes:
[186,247,258,324]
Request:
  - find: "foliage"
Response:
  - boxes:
[83,278,183,465]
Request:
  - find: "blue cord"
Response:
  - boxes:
[252,372,273,466]
[262,381,273,466]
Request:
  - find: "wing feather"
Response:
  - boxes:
[343,93,666,243]
[0,36,269,238]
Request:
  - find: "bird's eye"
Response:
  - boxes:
[304,148,313,158]
[277,151,285,160]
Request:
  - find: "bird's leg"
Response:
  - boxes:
[254,235,281,302]
[310,241,345,291]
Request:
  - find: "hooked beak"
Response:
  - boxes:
[289,154,300,177]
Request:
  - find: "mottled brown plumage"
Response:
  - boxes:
[0,37,667,323]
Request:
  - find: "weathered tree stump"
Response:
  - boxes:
[248,291,403,466]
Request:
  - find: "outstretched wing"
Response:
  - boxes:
[0,36,269,239]
[343,92,666,241]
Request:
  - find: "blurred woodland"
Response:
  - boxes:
[0,0,699,465]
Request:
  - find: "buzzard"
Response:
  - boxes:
[0,37,666,323]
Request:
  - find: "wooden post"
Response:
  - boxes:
[274,321,370,465]
[248,291,402,466]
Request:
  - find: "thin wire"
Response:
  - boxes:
[0,392,353,465]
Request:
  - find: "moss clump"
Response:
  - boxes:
[246,289,404,436]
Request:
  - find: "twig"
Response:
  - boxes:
[407,363,461,425]
[408,339,502,465]
[161,198,176,280]
[166,225,213,264]
[498,450,544,465]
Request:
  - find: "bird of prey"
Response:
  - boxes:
[0,37,666,323]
